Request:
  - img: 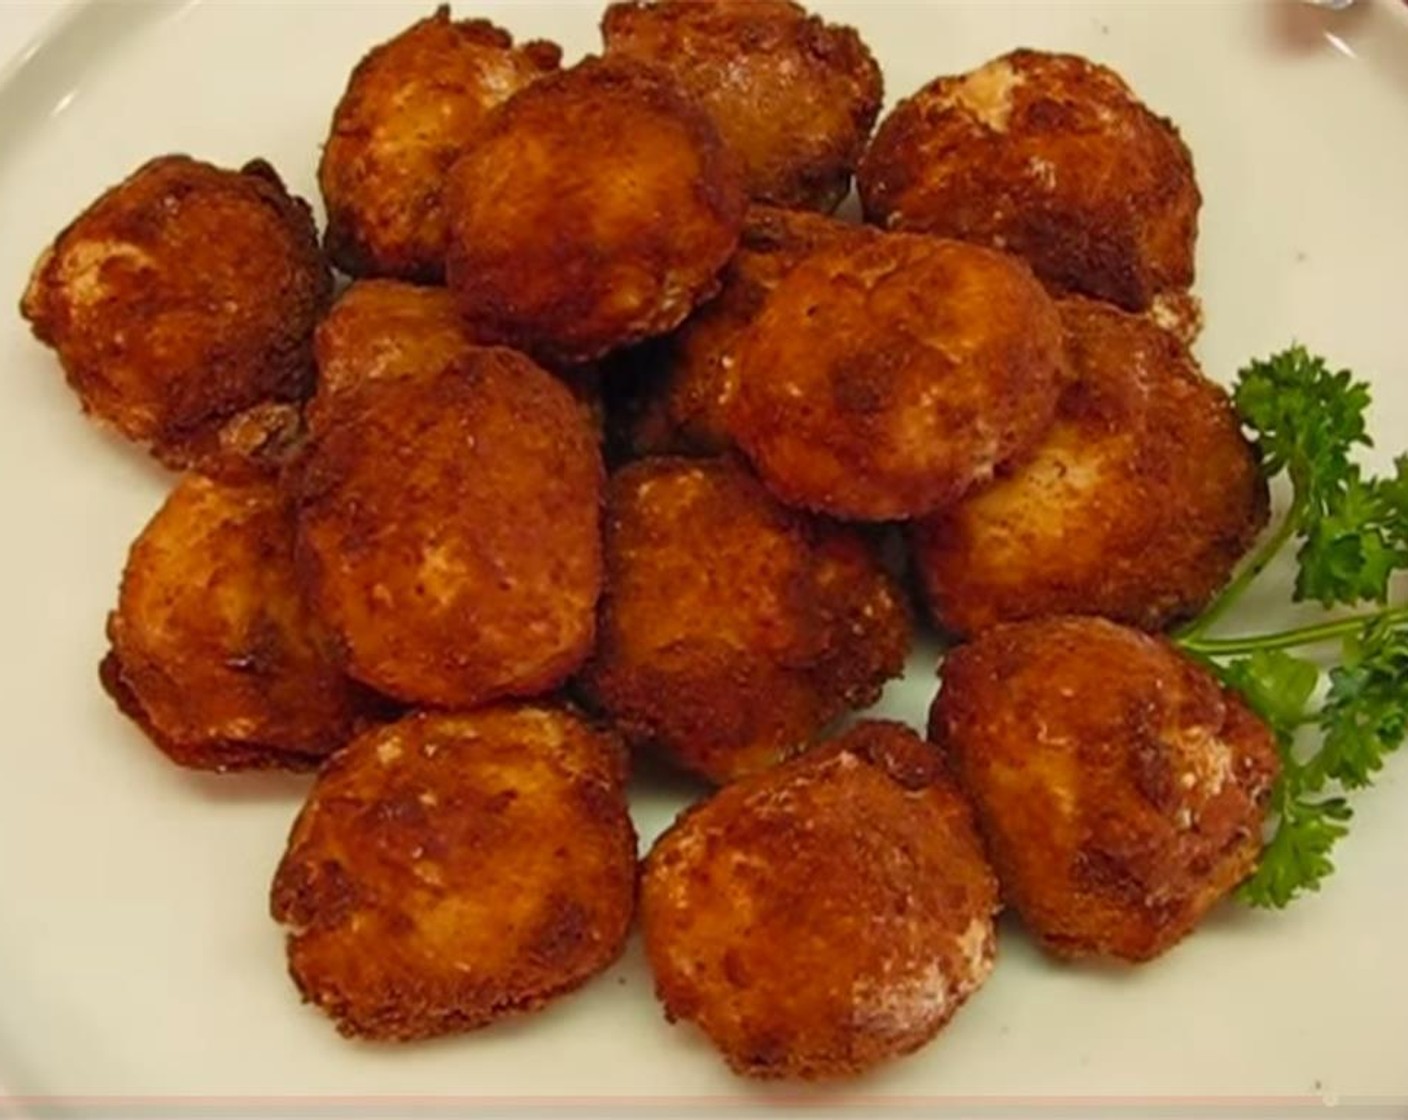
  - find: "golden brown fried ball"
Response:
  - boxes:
[310,279,604,436]
[912,298,1268,637]
[100,475,364,772]
[623,205,873,459]
[929,616,1279,963]
[728,232,1064,520]
[858,49,1201,314]
[320,8,560,282]
[294,350,602,709]
[20,155,330,474]
[642,720,999,1079]
[601,0,882,212]
[308,279,479,431]
[445,56,746,366]
[579,458,909,785]
[271,706,636,1041]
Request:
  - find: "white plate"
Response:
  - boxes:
[1,0,1406,1112]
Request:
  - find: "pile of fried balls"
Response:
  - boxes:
[19,0,1279,1081]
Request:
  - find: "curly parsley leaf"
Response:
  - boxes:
[1182,348,1408,908]
[1232,345,1370,485]
[1212,611,1408,909]
[1217,649,1319,741]
[1296,465,1408,606]
[1309,616,1408,791]
[1234,346,1408,606]
[1237,784,1351,909]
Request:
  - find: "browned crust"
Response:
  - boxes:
[445,55,746,366]
[602,0,882,211]
[578,457,910,785]
[929,616,1280,962]
[293,350,604,708]
[101,475,366,772]
[99,651,328,772]
[270,706,637,1040]
[308,279,479,430]
[623,206,876,459]
[911,297,1268,636]
[308,278,604,439]
[858,49,1200,312]
[728,232,1064,520]
[320,7,561,281]
[641,720,999,1079]
[20,154,330,475]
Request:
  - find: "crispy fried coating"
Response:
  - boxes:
[579,458,909,785]
[271,706,636,1041]
[101,475,363,772]
[930,617,1279,963]
[310,279,603,436]
[623,205,873,459]
[309,279,479,430]
[445,56,746,366]
[728,232,1063,520]
[858,49,1200,313]
[320,7,560,282]
[20,155,330,475]
[294,351,603,708]
[601,0,882,212]
[642,720,999,1079]
[912,298,1268,637]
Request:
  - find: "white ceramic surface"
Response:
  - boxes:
[1,1,1405,1113]
[0,3,66,59]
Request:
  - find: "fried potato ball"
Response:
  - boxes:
[294,350,602,709]
[858,49,1201,314]
[623,205,873,459]
[271,705,636,1041]
[929,616,1279,963]
[20,155,330,474]
[445,56,746,366]
[601,0,882,212]
[319,8,560,282]
[578,458,910,785]
[642,720,999,1079]
[100,475,364,772]
[912,298,1268,637]
[728,232,1064,520]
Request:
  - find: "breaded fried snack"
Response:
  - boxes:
[20,155,330,475]
[728,232,1063,520]
[859,50,1200,313]
[579,458,909,784]
[445,56,746,366]
[930,617,1279,962]
[294,351,602,708]
[271,706,637,1040]
[101,475,363,772]
[310,278,604,436]
[623,205,873,458]
[320,8,560,282]
[309,279,478,430]
[912,298,1268,636]
[601,0,882,212]
[642,721,999,1079]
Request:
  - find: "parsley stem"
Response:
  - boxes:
[1175,492,1306,642]
[1180,604,1408,657]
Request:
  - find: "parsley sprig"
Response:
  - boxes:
[1174,347,1408,908]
